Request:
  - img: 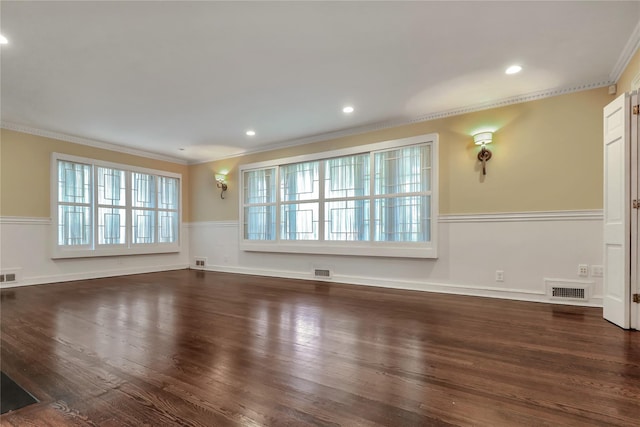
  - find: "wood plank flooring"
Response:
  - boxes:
[1,269,639,426]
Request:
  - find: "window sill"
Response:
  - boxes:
[51,244,181,259]
[240,241,437,259]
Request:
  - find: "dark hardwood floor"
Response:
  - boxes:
[1,270,638,426]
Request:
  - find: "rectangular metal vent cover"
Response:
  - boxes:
[314,269,332,278]
[545,279,592,302]
[551,287,585,299]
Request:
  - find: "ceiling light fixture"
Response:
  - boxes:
[505,65,522,75]
[342,106,354,113]
[246,130,256,136]
[0,34,8,45]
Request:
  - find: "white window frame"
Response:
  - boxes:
[239,133,438,258]
[51,153,182,259]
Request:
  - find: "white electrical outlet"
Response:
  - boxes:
[495,270,504,282]
[578,264,589,277]
[194,257,207,268]
[591,265,604,277]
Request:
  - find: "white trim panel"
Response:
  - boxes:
[0,217,51,225]
[1,221,190,287]
[440,210,603,223]
[197,264,602,307]
[0,264,188,289]
[190,215,604,307]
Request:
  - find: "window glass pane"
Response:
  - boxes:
[280,202,319,240]
[158,211,178,243]
[158,177,179,210]
[58,161,91,204]
[325,154,370,199]
[58,205,92,246]
[244,168,276,204]
[98,207,126,245]
[280,161,319,201]
[374,145,429,195]
[97,167,126,206]
[132,209,156,244]
[244,206,276,240]
[373,196,430,242]
[132,173,156,208]
[324,200,370,241]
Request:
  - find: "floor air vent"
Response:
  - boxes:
[314,269,332,279]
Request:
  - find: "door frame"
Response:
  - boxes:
[632,91,639,330]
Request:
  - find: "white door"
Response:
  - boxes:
[603,93,631,329]
[632,92,640,330]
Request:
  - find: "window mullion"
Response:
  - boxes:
[318,160,325,242]
[126,171,132,248]
[369,152,375,243]
[92,164,98,250]
[275,166,281,242]
[154,176,159,245]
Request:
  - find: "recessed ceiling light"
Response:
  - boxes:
[0,34,8,45]
[246,130,256,136]
[342,106,354,113]
[505,65,522,75]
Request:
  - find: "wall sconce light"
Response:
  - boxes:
[473,132,493,175]
[215,173,228,199]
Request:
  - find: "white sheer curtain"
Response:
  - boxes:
[374,146,429,242]
[157,177,179,243]
[57,160,92,246]
[97,167,126,245]
[242,144,431,244]
[244,168,276,240]
[280,162,319,240]
[324,154,369,241]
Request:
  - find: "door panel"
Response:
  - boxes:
[603,93,630,329]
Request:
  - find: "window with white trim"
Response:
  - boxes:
[240,133,438,258]
[52,153,181,258]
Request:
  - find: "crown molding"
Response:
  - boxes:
[190,81,611,165]
[0,122,188,165]
[610,19,640,83]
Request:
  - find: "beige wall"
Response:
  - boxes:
[616,47,640,94]
[0,129,190,220]
[0,87,612,223]
[190,87,612,222]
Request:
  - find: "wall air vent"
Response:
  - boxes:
[313,269,332,279]
[0,269,20,286]
[545,279,592,302]
[552,287,585,300]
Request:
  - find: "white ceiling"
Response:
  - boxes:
[1,1,639,163]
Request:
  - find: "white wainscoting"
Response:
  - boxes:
[0,217,190,288]
[188,211,604,306]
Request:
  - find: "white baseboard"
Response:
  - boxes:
[194,264,604,307]
[1,264,189,288]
